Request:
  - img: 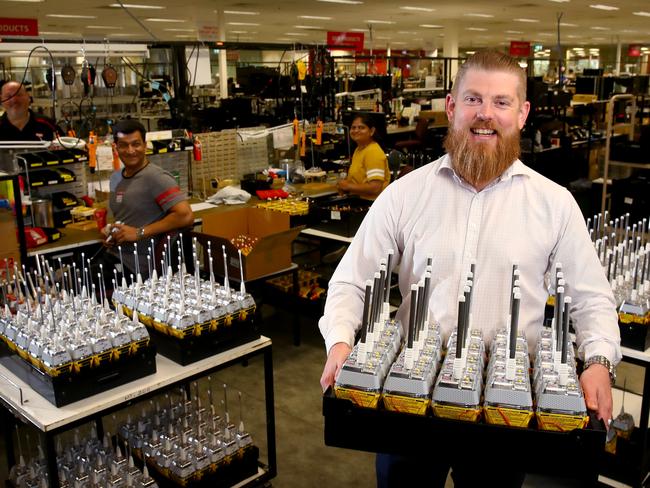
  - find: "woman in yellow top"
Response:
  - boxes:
[337,113,390,200]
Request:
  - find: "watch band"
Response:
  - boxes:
[583,355,616,385]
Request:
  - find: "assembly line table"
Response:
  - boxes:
[0,336,276,487]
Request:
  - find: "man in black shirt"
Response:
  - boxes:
[0,81,62,141]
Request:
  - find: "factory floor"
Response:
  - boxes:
[0,303,645,487]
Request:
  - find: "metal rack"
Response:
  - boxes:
[0,336,277,487]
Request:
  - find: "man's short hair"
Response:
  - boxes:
[451,50,527,103]
[113,119,146,142]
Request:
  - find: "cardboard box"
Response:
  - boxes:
[419,110,448,127]
[194,207,303,281]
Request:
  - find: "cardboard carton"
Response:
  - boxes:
[194,207,303,281]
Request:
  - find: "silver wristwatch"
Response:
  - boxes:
[583,355,616,385]
[136,227,146,240]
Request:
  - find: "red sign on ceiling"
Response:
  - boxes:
[0,18,38,37]
[327,31,365,52]
[628,45,641,57]
[509,41,531,58]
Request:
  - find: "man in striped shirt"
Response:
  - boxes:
[104,119,193,279]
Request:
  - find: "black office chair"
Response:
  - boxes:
[387,149,404,182]
[394,116,430,152]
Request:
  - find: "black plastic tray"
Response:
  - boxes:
[148,318,260,366]
[311,196,370,237]
[0,344,157,407]
[323,389,606,483]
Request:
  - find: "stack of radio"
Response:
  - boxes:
[112,236,258,364]
[0,256,156,406]
[589,212,649,349]
[332,252,589,432]
[117,383,258,487]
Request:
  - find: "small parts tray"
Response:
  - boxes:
[311,196,370,237]
[323,389,606,483]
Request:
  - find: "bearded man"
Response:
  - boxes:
[318,51,620,487]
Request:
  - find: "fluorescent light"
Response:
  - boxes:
[560,22,578,27]
[349,28,368,32]
[537,32,553,36]
[633,11,650,17]
[464,13,494,18]
[549,0,570,2]
[316,0,362,4]
[175,35,195,38]
[590,26,610,30]
[466,51,476,54]
[145,18,186,22]
[592,37,606,40]
[589,4,618,10]
[466,27,487,31]
[513,18,539,22]
[399,6,434,12]
[621,29,638,33]
[46,14,96,18]
[227,22,259,26]
[397,31,417,34]
[86,25,123,29]
[39,31,70,34]
[109,3,164,8]
[376,36,392,39]
[229,30,248,34]
[1,0,44,3]
[567,35,581,38]
[365,19,396,24]
[223,9,259,15]
[391,41,407,45]
[284,32,308,36]
[107,33,138,37]
[505,30,524,33]
[164,28,194,31]
[419,24,443,28]
[294,25,323,29]
[298,15,332,20]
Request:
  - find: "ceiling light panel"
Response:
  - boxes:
[316,0,363,4]
[420,24,442,28]
[46,14,96,18]
[589,4,619,10]
[365,20,396,24]
[294,25,323,29]
[298,15,332,19]
[632,11,650,17]
[223,10,259,15]
[109,3,164,8]
[227,22,260,26]
[399,6,434,12]
[464,13,494,18]
[145,18,186,22]
[513,18,539,22]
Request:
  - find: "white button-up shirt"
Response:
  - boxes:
[319,154,621,365]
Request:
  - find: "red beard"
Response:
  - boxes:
[443,121,521,189]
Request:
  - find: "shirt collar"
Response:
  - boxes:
[437,154,532,184]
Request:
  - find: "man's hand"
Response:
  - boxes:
[320,342,352,392]
[108,223,138,245]
[580,364,613,427]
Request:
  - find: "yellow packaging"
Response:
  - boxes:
[536,411,589,431]
[484,405,534,428]
[431,403,481,422]
[334,385,381,409]
[382,393,430,415]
